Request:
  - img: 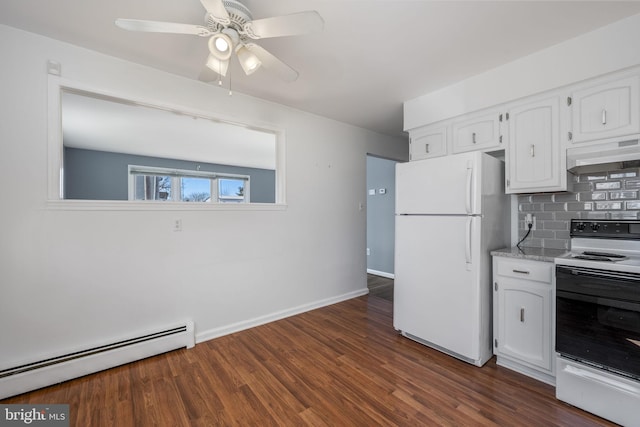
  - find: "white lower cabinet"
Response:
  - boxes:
[493,256,555,385]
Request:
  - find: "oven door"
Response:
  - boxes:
[556,265,640,380]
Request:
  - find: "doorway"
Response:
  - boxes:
[366,155,397,300]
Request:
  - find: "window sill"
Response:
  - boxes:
[45,200,287,211]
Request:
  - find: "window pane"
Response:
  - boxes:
[219,178,245,202]
[181,177,211,202]
[134,175,172,201]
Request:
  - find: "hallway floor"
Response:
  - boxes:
[367,273,393,301]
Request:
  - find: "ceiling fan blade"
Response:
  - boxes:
[115,19,211,37]
[200,0,230,25]
[244,43,299,82]
[244,11,324,39]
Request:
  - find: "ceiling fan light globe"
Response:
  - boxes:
[208,33,233,60]
[237,45,262,75]
[248,61,260,72]
[206,54,229,76]
[215,38,228,52]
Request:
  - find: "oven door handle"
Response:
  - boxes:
[557,265,640,282]
[557,290,640,312]
[563,364,640,395]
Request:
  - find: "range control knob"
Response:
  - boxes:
[590,222,601,231]
[576,222,587,231]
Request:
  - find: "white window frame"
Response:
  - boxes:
[127,165,250,203]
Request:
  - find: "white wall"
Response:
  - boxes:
[404,13,640,131]
[0,24,408,370]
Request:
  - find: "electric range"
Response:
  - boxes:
[554,219,640,427]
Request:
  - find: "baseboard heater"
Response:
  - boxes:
[0,320,195,400]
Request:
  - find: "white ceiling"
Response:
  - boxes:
[2,1,640,138]
[62,91,277,170]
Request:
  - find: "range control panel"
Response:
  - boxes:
[570,219,640,239]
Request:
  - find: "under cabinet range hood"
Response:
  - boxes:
[567,139,640,174]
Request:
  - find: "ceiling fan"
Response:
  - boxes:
[115,0,324,82]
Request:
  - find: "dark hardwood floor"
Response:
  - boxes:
[2,296,613,426]
[367,273,394,301]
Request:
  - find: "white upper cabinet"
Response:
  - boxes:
[409,123,448,161]
[452,109,504,153]
[506,93,566,194]
[405,66,640,192]
[569,73,640,144]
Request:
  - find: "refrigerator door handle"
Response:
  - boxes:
[465,164,473,214]
[465,217,472,266]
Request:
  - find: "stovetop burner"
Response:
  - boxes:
[582,251,628,259]
[572,255,615,261]
[571,251,629,262]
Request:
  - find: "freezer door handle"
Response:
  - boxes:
[465,217,472,266]
[465,164,473,214]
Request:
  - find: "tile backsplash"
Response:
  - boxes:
[518,168,640,250]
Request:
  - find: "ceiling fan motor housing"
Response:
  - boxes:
[206,0,252,42]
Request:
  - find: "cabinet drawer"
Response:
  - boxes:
[495,258,552,283]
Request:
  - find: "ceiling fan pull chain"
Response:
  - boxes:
[229,60,233,96]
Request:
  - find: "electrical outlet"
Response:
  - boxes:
[525,214,536,230]
[366,248,370,256]
[173,219,182,232]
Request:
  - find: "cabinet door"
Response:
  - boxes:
[452,110,503,153]
[570,74,640,144]
[409,124,447,161]
[506,95,565,193]
[496,279,552,371]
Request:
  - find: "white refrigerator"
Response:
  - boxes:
[394,151,509,367]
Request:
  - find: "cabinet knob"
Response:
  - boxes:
[520,307,525,322]
[602,109,607,125]
[425,143,429,153]
[472,132,477,144]
[530,144,535,158]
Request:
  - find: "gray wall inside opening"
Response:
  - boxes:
[366,155,397,276]
[64,147,276,203]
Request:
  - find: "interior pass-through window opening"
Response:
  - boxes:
[56,88,280,204]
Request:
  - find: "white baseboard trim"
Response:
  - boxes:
[367,269,395,279]
[195,288,369,344]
